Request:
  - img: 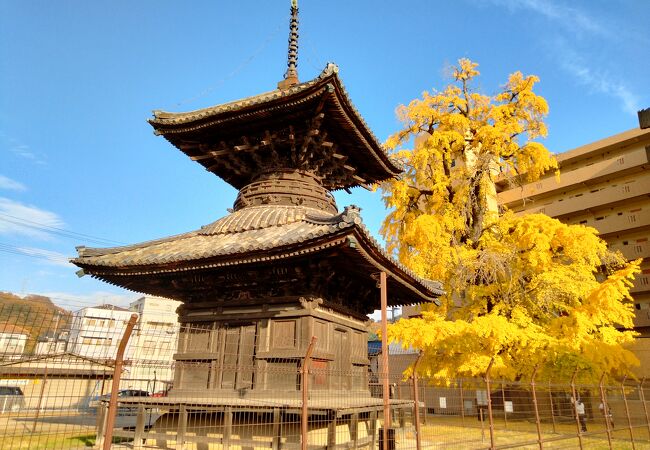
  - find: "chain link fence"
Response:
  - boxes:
[1,302,649,449]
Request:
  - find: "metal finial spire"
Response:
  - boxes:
[278,0,299,90]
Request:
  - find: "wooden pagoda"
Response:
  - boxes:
[73,59,442,396]
[72,3,442,447]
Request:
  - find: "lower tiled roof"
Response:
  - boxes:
[72,205,443,299]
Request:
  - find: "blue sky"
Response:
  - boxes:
[1,0,648,310]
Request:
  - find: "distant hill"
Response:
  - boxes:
[0,292,71,354]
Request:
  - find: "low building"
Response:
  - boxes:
[67,304,135,360]
[0,324,29,360]
[34,330,69,355]
[0,352,114,410]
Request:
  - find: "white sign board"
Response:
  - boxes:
[504,401,513,413]
[0,379,28,386]
[476,390,488,406]
[439,397,447,409]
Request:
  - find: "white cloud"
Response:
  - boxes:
[487,0,642,116]
[0,197,64,240]
[0,131,47,165]
[495,0,607,36]
[555,43,640,115]
[0,175,26,192]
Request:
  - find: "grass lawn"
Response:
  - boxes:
[399,415,650,449]
[0,433,132,450]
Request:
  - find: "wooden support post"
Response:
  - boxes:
[380,271,391,450]
[350,413,359,449]
[95,403,108,449]
[272,408,282,450]
[327,412,337,450]
[178,405,188,450]
[103,314,138,450]
[370,410,378,450]
[223,406,233,450]
[133,405,145,450]
[301,336,317,450]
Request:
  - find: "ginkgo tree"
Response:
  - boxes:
[381,59,640,383]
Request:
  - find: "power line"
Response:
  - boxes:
[0,212,124,246]
[0,242,71,264]
[173,22,284,108]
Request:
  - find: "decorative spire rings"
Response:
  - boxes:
[278,0,300,90]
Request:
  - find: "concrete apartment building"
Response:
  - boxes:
[497,110,650,375]
[127,296,181,393]
[67,304,134,360]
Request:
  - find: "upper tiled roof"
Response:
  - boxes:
[149,64,338,126]
[147,64,403,191]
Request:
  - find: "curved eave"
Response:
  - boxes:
[347,230,443,305]
[72,234,349,278]
[147,64,402,183]
[73,223,443,306]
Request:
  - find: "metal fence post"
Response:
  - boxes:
[103,313,138,450]
[411,352,423,450]
[459,379,465,427]
[548,380,556,434]
[570,368,583,450]
[598,372,613,450]
[380,271,392,450]
[530,366,543,449]
[32,363,48,433]
[639,377,650,441]
[621,375,637,450]
[301,336,317,450]
[501,381,508,430]
[483,358,496,450]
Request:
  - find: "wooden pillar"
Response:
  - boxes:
[177,405,188,450]
[223,406,233,450]
[272,408,282,450]
[95,403,108,449]
[327,412,337,450]
[133,405,145,450]
[301,337,317,450]
[350,413,359,449]
[370,410,378,450]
